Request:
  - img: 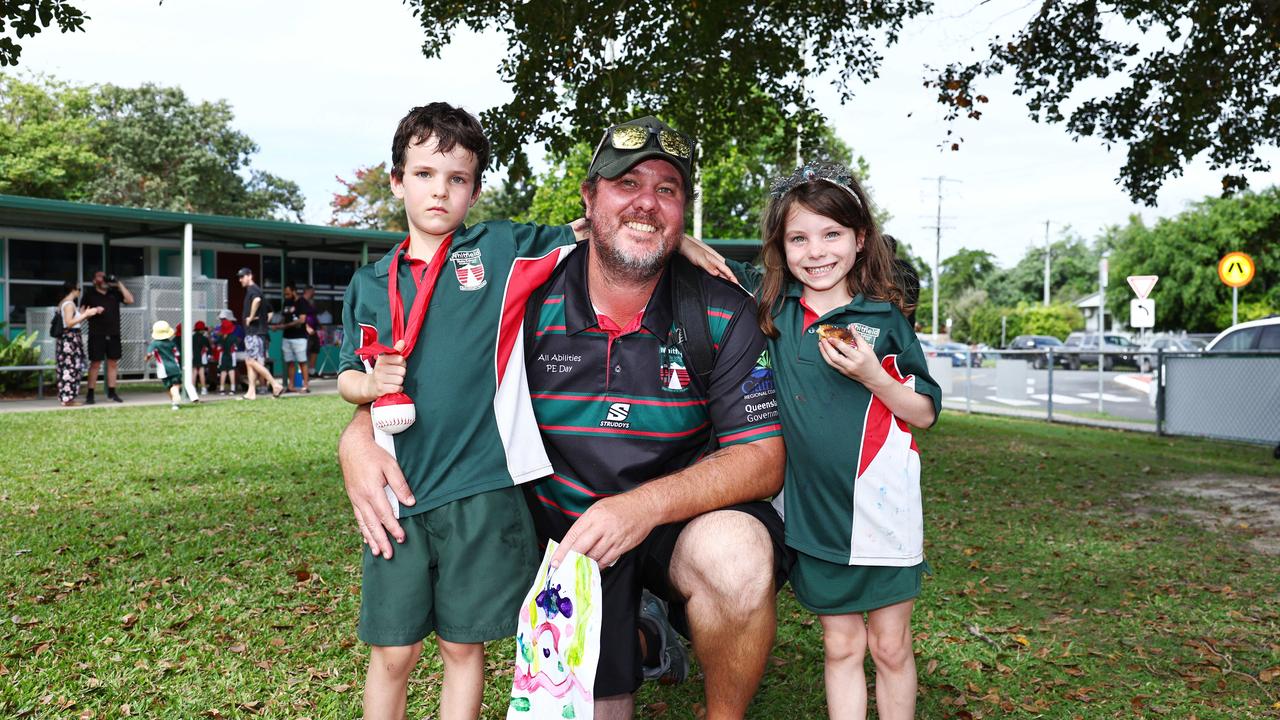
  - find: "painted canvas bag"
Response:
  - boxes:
[507,540,602,719]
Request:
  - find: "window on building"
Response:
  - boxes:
[81,244,146,281]
[11,239,77,281]
[313,259,357,288]
[7,282,65,326]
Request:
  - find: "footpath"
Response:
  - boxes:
[0,377,339,414]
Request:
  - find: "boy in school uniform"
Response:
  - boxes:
[336,102,586,720]
[147,321,184,410]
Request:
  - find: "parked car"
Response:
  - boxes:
[1006,334,1067,369]
[938,342,982,367]
[1061,332,1142,370]
[1205,316,1280,352]
[1134,334,1203,373]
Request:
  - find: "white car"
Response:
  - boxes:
[1205,316,1280,351]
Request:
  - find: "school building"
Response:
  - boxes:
[1,194,761,378]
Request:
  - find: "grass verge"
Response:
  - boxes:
[1,398,1278,718]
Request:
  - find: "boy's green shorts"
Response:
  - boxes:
[160,374,182,389]
[790,551,930,615]
[358,485,538,646]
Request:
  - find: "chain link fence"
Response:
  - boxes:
[25,276,227,376]
[1160,352,1280,448]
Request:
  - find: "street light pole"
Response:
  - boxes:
[1043,220,1051,306]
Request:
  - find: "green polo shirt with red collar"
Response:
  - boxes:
[728,261,942,567]
[338,220,578,517]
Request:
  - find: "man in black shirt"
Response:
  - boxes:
[274,283,310,392]
[81,270,135,404]
[237,268,284,400]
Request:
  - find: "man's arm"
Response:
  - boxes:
[117,281,134,305]
[551,436,783,567]
[337,405,416,558]
[246,297,261,326]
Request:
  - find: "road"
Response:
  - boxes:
[937,364,1156,422]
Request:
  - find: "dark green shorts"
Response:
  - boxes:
[790,551,929,615]
[357,485,538,646]
[159,374,182,389]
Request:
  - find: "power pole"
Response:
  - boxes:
[1043,220,1052,306]
[922,176,961,343]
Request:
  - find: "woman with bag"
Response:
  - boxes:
[54,280,101,406]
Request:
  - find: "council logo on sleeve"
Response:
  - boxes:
[741,349,775,399]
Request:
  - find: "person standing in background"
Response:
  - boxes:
[81,270,134,404]
[276,283,310,393]
[54,280,101,406]
[301,285,321,379]
[236,267,284,400]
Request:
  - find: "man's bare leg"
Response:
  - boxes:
[668,510,776,720]
[594,693,635,720]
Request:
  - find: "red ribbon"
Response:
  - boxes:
[355,235,453,362]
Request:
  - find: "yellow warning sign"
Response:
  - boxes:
[1217,251,1255,288]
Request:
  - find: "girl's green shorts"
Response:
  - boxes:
[790,551,930,615]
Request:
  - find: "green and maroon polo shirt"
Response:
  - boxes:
[338,220,577,517]
[526,245,783,527]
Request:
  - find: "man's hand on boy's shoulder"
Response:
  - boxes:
[570,217,590,242]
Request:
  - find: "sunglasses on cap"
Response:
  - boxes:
[591,123,695,164]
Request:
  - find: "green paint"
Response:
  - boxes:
[509,697,530,712]
[561,703,575,718]
[565,555,592,667]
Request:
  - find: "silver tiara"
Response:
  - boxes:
[769,162,858,198]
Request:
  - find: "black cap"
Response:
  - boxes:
[236,267,253,278]
[587,116,696,196]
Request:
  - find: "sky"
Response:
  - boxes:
[12,0,1278,269]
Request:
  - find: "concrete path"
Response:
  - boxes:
[0,378,340,413]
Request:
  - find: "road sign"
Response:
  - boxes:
[1218,251,1255,288]
[1126,275,1158,299]
[1130,299,1155,328]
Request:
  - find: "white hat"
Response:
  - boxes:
[218,308,236,321]
[151,320,176,340]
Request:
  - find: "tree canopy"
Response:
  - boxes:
[1105,187,1280,332]
[931,0,1280,204]
[330,162,406,231]
[0,74,305,221]
[0,1,87,67]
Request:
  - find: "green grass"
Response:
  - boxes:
[2,398,1278,718]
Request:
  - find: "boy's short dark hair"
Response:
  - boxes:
[390,102,490,187]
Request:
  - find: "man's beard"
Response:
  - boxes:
[591,213,676,282]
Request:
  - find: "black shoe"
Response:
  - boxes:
[85,390,95,405]
[108,390,123,403]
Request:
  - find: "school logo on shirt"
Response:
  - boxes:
[852,323,881,347]
[450,249,487,291]
[659,345,691,392]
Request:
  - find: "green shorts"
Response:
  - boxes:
[357,485,538,646]
[160,374,182,389]
[790,551,930,615]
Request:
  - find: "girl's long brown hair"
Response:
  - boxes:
[756,178,912,338]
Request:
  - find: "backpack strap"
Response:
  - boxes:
[667,254,717,392]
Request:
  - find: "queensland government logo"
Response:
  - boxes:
[450,248,486,291]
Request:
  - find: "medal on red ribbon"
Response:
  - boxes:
[357,235,452,434]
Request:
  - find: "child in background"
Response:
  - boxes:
[192,321,212,396]
[147,321,186,410]
[216,311,240,396]
[698,163,942,720]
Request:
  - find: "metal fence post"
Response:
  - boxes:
[965,347,972,413]
[1155,348,1165,435]
[1046,348,1054,423]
